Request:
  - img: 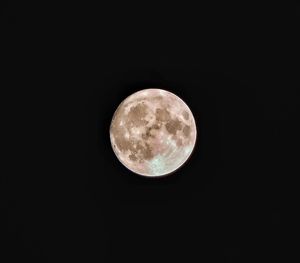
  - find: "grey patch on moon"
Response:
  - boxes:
[183,125,191,137]
[155,108,171,122]
[165,118,183,135]
[182,110,189,120]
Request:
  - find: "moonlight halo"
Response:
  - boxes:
[110,89,197,177]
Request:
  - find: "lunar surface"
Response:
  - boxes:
[110,89,197,177]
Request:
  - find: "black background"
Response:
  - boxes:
[2,2,299,263]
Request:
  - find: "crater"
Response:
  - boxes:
[142,128,155,140]
[183,125,191,137]
[182,111,189,120]
[152,123,161,130]
[129,153,138,161]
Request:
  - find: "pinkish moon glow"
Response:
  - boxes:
[110,89,197,177]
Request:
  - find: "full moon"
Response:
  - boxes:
[110,89,197,177]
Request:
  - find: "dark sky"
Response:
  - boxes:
[2,2,298,263]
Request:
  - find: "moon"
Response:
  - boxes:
[110,89,197,177]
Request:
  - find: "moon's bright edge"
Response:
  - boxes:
[110,89,197,177]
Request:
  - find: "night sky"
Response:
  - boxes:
[2,2,298,262]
